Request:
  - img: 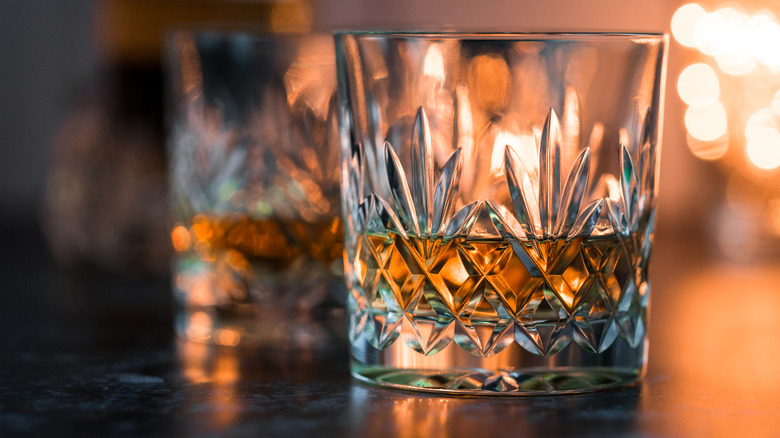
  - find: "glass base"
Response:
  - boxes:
[350,336,645,396]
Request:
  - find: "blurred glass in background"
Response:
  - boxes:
[42,0,313,275]
[167,31,343,347]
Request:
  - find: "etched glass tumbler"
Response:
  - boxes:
[167,32,343,347]
[336,32,668,394]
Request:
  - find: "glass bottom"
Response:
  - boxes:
[172,254,345,348]
[176,305,341,348]
[350,336,645,396]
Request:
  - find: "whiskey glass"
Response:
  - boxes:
[167,31,343,347]
[336,32,668,394]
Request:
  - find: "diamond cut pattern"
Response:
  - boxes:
[345,106,653,358]
[349,193,648,357]
[349,200,648,358]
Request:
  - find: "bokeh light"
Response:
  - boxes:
[186,311,214,342]
[714,51,756,76]
[751,15,780,67]
[745,108,776,138]
[688,6,780,76]
[693,7,731,56]
[746,127,780,170]
[215,329,241,347]
[771,90,780,116]
[677,63,719,106]
[171,224,192,252]
[675,2,780,244]
[686,135,729,160]
[672,3,708,47]
[685,101,728,141]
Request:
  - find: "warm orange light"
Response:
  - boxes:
[772,90,780,116]
[695,7,743,57]
[655,260,780,435]
[619,128,630,148]
[468,54,511,113]
[687,7,780,76]
[179,340,210,384]
[769,198,780,235]
[176,340,244,431]
[751,15,780,67]
[190,214,213,242]
[491,131,536,177]
[672,3,708,47]
[215,328,241,347]
[186,274,217,306]
[269,1,312,33]
[423,44,446,80]
[603,174,622,203]
[283,36,335,120]
[684,100,727,141]
[221,249,250,277]
[693,10,716,55]
[715,51,755,76]
[187,311,214,341]
[171,224,192,252]
[677,63,719,106]
[746,127,780,170]
[706,8,759,76]
[686,135,728,160]
[212,354,240,385]
[745,108,776,138]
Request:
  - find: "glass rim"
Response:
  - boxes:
[334,31,667,41]
[166,26,332,41]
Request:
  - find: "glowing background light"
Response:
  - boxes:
[769,198,780,235]
[693,8,721,56]
[186,311,214,341]
[746,127,780,170]
[745,109,777,137]
[751,17,780,67]
[771,90,780,115]
[674,2,780,245]
[171,224,192,252]
[686,135,729,160]
[685,101,728,141]
[674,4,780,167]
[708,8,743,55]
[677,63,719,106]
[672,3,708,47]
[715,52,756,76]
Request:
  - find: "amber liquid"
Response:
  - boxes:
[350,229,647,393]
[355,231,637,317]
[174,214,343,273]
[171,214,344,345]
[352,230,643,357]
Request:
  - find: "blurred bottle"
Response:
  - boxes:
[43,0,312,275]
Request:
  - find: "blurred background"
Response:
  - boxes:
[2,0,778,275]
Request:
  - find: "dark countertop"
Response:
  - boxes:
[2,222,779,437]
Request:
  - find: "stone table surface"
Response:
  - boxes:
[2,222,780,437]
